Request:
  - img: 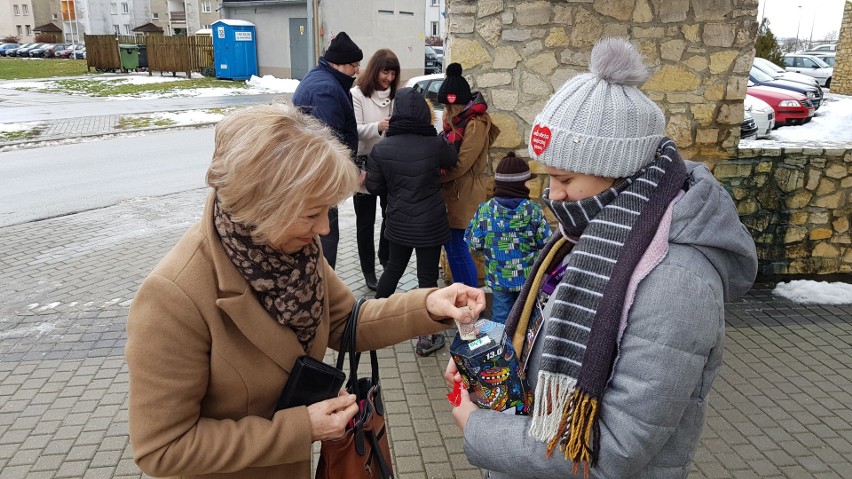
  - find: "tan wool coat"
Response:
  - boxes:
[441,113,500,229]
[126,193,450,479]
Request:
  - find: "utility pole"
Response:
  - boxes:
[794,5,802,52]
[808,12,815,49]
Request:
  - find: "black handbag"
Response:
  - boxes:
[316,298,394,479]
[276,355,346,410]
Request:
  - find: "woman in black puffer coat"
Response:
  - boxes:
[366,87,458,354]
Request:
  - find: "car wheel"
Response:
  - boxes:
[825,78,831,89]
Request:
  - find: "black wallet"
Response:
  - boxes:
[276,355,346,410]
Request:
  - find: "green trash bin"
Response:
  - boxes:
[118,44,140,72]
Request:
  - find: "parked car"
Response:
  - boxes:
[432,45,444,64]
[28,44,61,58]
[810,52,835,68]
[405,72,445,131]
[424,45,442,74]
[55,44,85,59]
[740,112,758,140]
[0,43,20,56]
[15,43,45,57]
[782,54,833,88]
[752,57,820,89]
[749,66,822,109]
[804,43,836,53]
[5,43,37,57]
[744,94,775,138]
[747,82,814,127]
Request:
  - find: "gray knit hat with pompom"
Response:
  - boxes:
[528,37,665,178]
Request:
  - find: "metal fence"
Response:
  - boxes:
[84,34,213,77]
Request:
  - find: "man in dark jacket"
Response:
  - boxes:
[292,31,362,269]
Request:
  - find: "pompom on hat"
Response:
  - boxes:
[494,152,531,199]
[438,63,473,105]
[528,37,665,178]
[324,32,363,65]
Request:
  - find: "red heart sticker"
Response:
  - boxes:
[447,93,457,104]
[530,125,552,156]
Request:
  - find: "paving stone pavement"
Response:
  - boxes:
[1,187,851,479]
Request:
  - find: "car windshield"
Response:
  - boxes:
[752,62,780,79]
[425,46,436,55]
[750,66,774,83]
[754,57,784,73]
[809,56,830,68]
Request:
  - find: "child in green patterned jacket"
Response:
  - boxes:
[466,152,551,324]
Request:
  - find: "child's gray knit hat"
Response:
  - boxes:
[528,37,665,178]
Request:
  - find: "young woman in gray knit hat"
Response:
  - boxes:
[445,37,758,478]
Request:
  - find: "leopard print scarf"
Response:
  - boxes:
[213,195,324,351]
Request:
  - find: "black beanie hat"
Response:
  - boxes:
[493,152,531,199]
[324,32,363,65]
[438,63,472,105]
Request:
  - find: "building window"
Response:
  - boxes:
[16,25,22,35]
[22,4,28,14]
[25,25,31,35]
[113,24,120,34]
[124,24,131,33]
[431,21,438,36]
[121,2,128,13]
[110,2,117,14]
[202,24,210,29]
[152,12,159,19]
[201,1,211,13]
[431,0,439,6]
[13,4,20,15]
[53,13,58,20]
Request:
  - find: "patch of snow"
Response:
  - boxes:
[773,280,852,304]
[149,110,224,125]
[246,74,300,93]
[0,321,57,339]
[0,121,43,132]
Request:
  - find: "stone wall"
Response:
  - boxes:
[714,147,852,275]
[832,1,852,95]
[446,0,759,169]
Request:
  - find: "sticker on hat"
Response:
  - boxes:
[447,94,457,104]
[530,125,551,156]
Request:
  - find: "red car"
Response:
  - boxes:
[746,83,814,127]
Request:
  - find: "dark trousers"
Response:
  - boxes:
[320,207,339,269]
[353,193,389,274]
[375,242,442,299]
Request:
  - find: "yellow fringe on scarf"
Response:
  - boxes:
[545,388,599,479]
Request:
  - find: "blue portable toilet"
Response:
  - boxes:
[212,19,258,80]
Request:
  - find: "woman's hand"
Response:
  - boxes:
[307,393,359,441]
[378,116,390,133]
[425,283,486,324]
[444,358,461,389]
[451,383,478,430]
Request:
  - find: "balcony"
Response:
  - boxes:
[169,11,186,23]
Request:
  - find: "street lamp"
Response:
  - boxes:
[794,5,802,51]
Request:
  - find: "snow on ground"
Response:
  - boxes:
[740,91,852,147]
[773,280,852,304]
[150,110,225,124]
[0,121,43,132]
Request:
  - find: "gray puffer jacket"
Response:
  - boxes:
[463,161,758,479]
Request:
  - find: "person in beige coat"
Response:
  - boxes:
[125,104,486,479]
[438,63,500,291]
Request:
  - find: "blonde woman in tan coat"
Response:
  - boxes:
[125,104,486,479]
[438,63,500,290]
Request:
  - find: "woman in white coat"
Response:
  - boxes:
[351,48,400,291]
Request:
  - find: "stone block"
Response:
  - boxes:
[476,72,512,88]
[665,113,692,146]
[704,23,737,47]
[603,23,630,39]
[452,39,491,69]
[477,0,504,18]
[813,242,840,258]
[726,76,748,100]
[784,226,807,244]
[709,51,738,74]
[549,67,577,90]
[491,113,523,148]
[449,15,475,34]
[737,199,759,215]
[810,228,833,240]
[477,16,502,46]
[525,52,558,75]
[644,65,700,92]
[515,1,552,26]
[633,26,665,38]
[717,103,744,125]
[682,23,700,42]
[816,177,837,196]
[502,10,514,23]
[553,5,573,23]
[593,0,634,20]
[491,89,518,110]
[502,28,532,42]
[785,192,812,209]
[810,210,829,224]
[669,93,706,103]
[814,192,843,209]
[790,212,809,225]
[834,216,850,233]
[653,0,688,22]
[660,39,686,61]
[774,167,805,193]
[633,0,653,22]
[693,0,733,21]
[825,164,848,179]
[520,71,551,96]
[570,8,603,47]
[492,46,521,69]
[755,161,773,173]
[544,27,569,48]
[522,40,543,56]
